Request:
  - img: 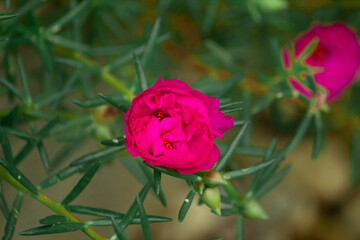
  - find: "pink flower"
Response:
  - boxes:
[282,22,360,102]
[124,78,234,174]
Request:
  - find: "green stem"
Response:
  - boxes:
[0,166,106,240]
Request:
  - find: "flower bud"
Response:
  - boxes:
[203,170,227,188]
[195,182,205,195]
[92,124,111,140]
[242,199,268,220]
[201,188,221,216]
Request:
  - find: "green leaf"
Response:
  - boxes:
[204,39,235,69]
[153,169,161,196]
[23,109,55,121]
[14,117,60,165]
[223,159,274,180]
[282,110,313,157]
[235,146,269,157]
[17,54,32,104]
[141,17,161,69]
[3,192,23,240]
[61,162,101,205]
[0,158,39,195]
[69,146,125,166]
[72,94,125,108]
[105,33,171,71]
[146,165,202,182]
[1,126,36,141]
[111,216,128,240]
[137,160,167,207]
[0,13,18,21]
[117,183,152,233]
[208,238,223,240]
[86,215,172,226]
[0,180,10,218]
[136,194,152,240]
[251,164,292,200]
[216,122,249,171]
[0,77,24,100]
[234,215,244,240]
[38,164,88,190]
[101,137,125,146]
[20,223,86,236]
[133,52,148,91]
[37,141,50,173]
[39,215,68,225]
[178,190,196,222]
[248,137,278,194]
[98,93,130,112]
[311,112,324,160]
[350,130,360,188]
[50,115,93,136]
[67,205,125,218]
[0,127,13,162]
[297,38,319,63]
[5,0,11,11]
[46,0,91,34]
[55,57,99,72]
[202,0,219,34]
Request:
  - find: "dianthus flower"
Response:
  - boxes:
[124,78,234,174]
[282,22,360,102]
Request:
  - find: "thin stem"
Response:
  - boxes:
[0,165,106,240]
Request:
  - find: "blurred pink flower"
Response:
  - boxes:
[124,78,233,174]
[282,22,360,102]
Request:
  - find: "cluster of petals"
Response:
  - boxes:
[282,22,360,102]
[124,78,234,174]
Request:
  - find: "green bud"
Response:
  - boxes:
[257,0,287,12]
[203,170,227,188]
[242,200,268,220]
[195,182,205,195]
[201,188,221,216]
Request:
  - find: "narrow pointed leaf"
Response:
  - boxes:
[0,158,39,195]
[0,77,24,100]
[0,13,18,21]
[202,0,219,34]
[350,130,360,188]
[72,94,125,108]
[20,223,86,236]
[312,112,324,160]
[5,0,11,11]
[98,93,130,112]
[3,192,23,240]
[0,180,10,218]
[17,54,32,103]
[178,190,196,222]
[111,216,128,240]
[153,169,161,196]
[252,164,292,200]
[0,127,13,162]
[136,194,152,240]
[146,165,202,182]
[39,215,68,225]
[133,52,148,91]
[223,160,274,179]
[67,205,125,218]
[137,160,167,207]
[47,0,90,34]
[61,162,101,205]
[141,17,161,69]
[88,215,171,226]
[70,146,125,166]
[101,137,125,147]
[235,146,268,157]
[38,164,87,190]
[1,126,36,141]
[37,141,50,173]
[282,110,313,157]
[234,215,244,240]
[216,122,249,171]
